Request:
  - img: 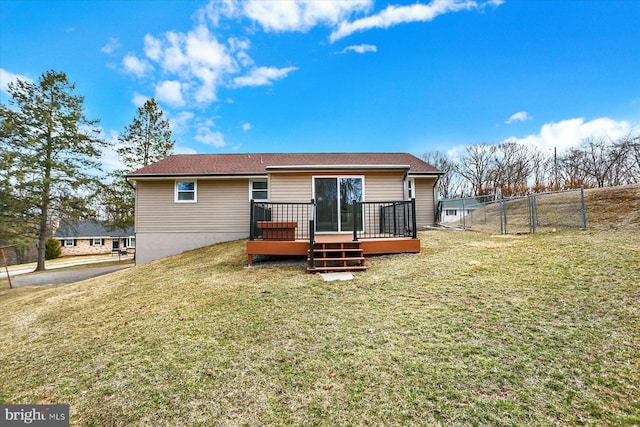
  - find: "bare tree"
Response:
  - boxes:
[529,147,554,192]
[456,143,494,196]
[615,134,640,184]
[422,151,463,198]
[489,142,532,196]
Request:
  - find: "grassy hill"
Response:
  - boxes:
[458,184,640,234]
[1,188,639,426]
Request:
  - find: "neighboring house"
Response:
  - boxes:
[127,153,443,268]
[438,198,484,224]
[53,221,135,257]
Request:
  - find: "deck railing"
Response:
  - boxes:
[249,200,313,241]
[249,199,417,241]
[352,200,417,241]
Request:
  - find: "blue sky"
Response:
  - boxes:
[1,0,639,170]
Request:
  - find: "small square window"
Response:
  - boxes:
[250,180,268,201]
[64,239,75,247]
[176,181,197,202]
[92,238,103,246]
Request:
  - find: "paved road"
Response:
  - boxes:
[6,264,132,287]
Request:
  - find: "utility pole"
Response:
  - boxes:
[554,146,559,190]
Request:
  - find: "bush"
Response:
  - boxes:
[45,238,62,260]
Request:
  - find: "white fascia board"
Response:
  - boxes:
[128,174,268,181]
[266,164,411,172]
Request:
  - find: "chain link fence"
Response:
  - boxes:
[438,188,587,234]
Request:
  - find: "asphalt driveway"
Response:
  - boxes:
[6,264,132,287]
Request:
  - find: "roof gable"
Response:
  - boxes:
[127,153,442,178]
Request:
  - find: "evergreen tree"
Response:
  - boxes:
[117,98,174,170]
[101,98,174,229]
[0,70,106,271]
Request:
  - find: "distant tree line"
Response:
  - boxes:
[0,70,173,269]
[425,134,640,200]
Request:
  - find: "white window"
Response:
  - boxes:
[175,180,197,203]
[92,238,103,246]
[127,237,136,248]
[250,180,268,201]
[63,239,75,247]
[445,209,457,216]
[406,178,416,200]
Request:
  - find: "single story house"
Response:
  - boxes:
[127,153,442,270]
[53,221,135,256]
[438,198,484,224]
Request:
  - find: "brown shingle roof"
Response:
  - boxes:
[127,153,442,177]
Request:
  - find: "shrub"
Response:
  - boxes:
[45,238,62,260]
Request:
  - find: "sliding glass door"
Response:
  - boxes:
[314,177,363,233]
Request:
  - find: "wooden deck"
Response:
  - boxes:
[246,234,420,267]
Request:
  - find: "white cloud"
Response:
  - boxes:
[123,53,153,77]
[144,34,162,61]
[195,127,226,147]
[131,92,149,107]
[174,145,199,155]
[101,37,121,55]
[141,25,239,104]
[233,66,298,87]
[99,129,124,172]
[505,111,532,124]
[505,117,633,154]
[243,0,371,33]
[155,80,185,107]
[201,0,240,27]
[169,111,195,134]
[330,0,499,42]
[242,122,252,132]
[0,69,32,94]
[338,44,377,54]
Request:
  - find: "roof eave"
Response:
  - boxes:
[265,164,411,172]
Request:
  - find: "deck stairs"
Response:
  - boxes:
[307,241,367,273]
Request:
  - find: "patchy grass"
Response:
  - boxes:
[1,230,639,426]
[456,184,640,235]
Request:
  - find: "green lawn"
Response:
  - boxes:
[1,230,638,426]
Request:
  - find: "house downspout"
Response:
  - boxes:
[125,177,137,264]
[125,178,136,190]
[433,174,441,225]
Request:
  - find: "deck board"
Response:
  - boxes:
[246,234,420,265]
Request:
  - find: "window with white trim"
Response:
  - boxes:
[127,237,136,248]
[445,209,457,216]
[63,239,75,247]
[175,180,197,202]
[250,180,268,201]
[91,238,104,246]
[406,178,416,200]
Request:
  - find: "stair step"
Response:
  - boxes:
[307,265,368,272]
[307,240,367,273]
[310,256,365,262]
[308,248,363,254]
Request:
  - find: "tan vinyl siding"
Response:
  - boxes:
[269,173,313,202]
[363,172,404,201]
[135,179,250,233]
[269,171,404,202]
[414,177,437,227]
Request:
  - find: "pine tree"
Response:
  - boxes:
[117,98,174,169]
[101,98,174,229]
[0,70,106,271]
